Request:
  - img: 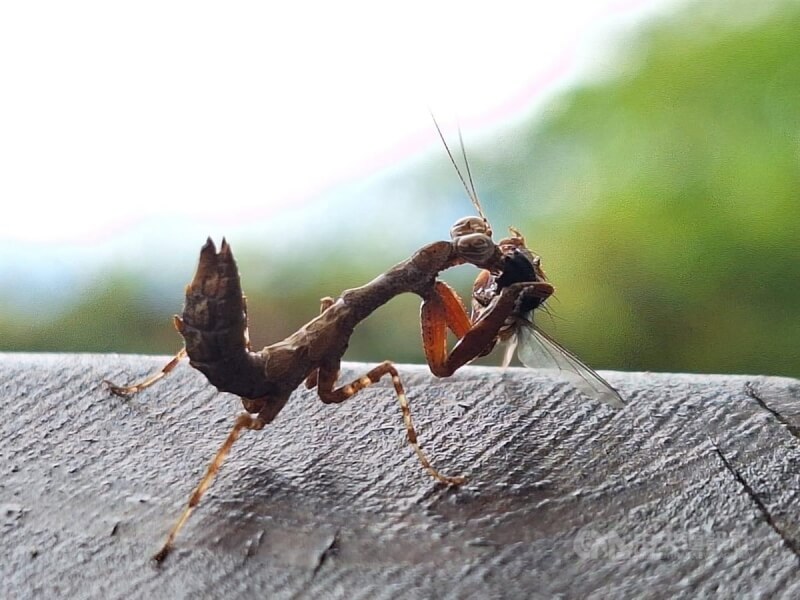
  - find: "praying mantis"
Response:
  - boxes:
[105,123,623,562]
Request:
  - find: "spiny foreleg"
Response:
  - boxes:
[421,279,554,377]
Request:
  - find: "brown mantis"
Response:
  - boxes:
[105,124,623,563]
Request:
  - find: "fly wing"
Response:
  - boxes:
[515,322,625,408]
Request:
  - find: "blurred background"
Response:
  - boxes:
[1,0,798,378]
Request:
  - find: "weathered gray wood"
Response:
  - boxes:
[1,353,799,599]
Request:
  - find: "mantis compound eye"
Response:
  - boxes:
[450,216,492,240]
[455,232,495,264]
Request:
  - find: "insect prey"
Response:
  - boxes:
[431,117,625,408]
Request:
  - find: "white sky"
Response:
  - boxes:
[0,0,676,245]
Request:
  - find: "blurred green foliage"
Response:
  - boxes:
[494,0,800,377]
[3,0,799,377]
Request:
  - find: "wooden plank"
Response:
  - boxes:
[1,353,799,598]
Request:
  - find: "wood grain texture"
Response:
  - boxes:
[1,353,799,599]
